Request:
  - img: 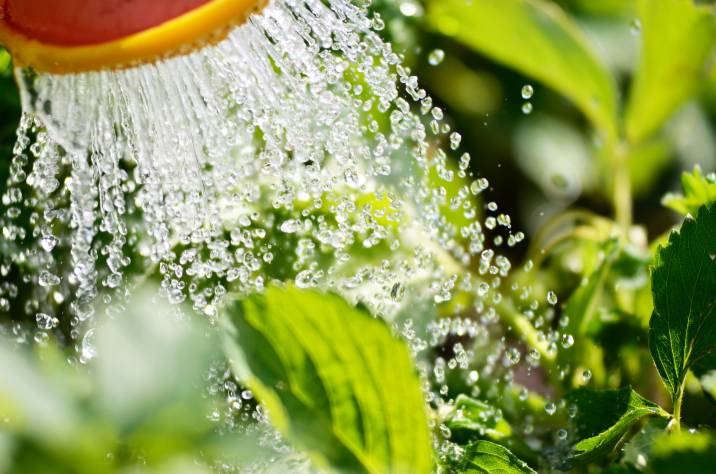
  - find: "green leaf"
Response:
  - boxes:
[625,0,716,144]
[426,0,618,139]
[564,239,619,338]
[223,285,433,474]
[649,204,716,403]
[455,440,536,474]
[566,387,668,465]
[445,395,512,441]
[662,166,716,217]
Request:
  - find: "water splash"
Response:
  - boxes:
[3,0,516,341]
[0,0,571,466]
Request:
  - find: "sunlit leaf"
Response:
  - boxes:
[427,0,619,139]
[662,166,716,217]
[455,440,536,473]
[223,285,433,473]
[649,204,716,403]
[445,394,512,441]
[566,387,668,465]
[625,0,716,144]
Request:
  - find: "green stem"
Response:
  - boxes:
[671,385,684,433]
[612,143,632,235]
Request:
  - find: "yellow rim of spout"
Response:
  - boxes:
[0,0,268,74]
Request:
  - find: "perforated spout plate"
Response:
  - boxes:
[0,0,268,74]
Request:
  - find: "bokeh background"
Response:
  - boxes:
[375,0,715,242]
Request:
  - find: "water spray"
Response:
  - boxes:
[0,0,526,386]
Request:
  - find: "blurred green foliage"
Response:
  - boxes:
[0,290,270,473]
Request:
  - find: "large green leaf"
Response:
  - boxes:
[649,204,716,403]
[455,440,536,473]
[222,285,433,474]
[625,0,716,144]
[566,387,668,465]
[426,0,618,139]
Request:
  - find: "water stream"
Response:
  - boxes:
[0,0,562,466]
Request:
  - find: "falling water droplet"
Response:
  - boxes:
[39,234,58,252]
[36,312,59,330]
[449,132,462,150]
[295,270,317,289]
[80,329,97,363]
[547,291,558,305]
[582,369,592,383]
[428,49,445,66]
[280,219,300,234]
[38,270,60,287]
[371,13,385,31]
[521,102,533,115]
[505,347,521,366]
[521,84,534,99]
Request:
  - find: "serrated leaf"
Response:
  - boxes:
[662,166,716,217]
[649,204,716,403]
[625,0,716,144]
[456,440,536,474]
[445,395,512,441]
[426,0,618,139]
[223,285,433,474]
[566,387,668,465]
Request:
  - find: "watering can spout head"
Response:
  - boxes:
[0,0,267,74]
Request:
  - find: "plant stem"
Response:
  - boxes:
[671,386,684,433]
[612,143,632,235]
